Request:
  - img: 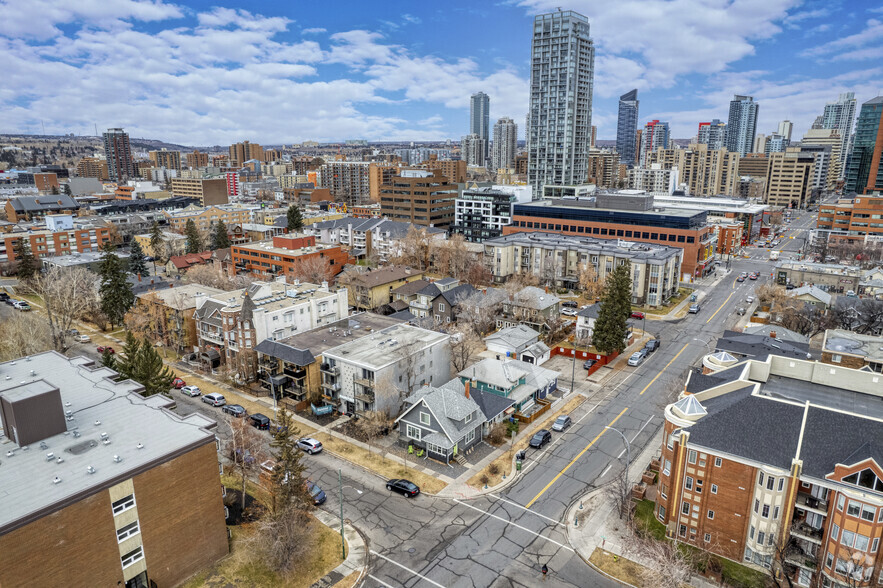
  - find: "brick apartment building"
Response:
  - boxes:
[1,225,111,264]
[379,169,458,229]
[655,355,883,587]
[76,156,110,180]
[170,178,229,206]
[229,141,264,167]
[231,234,349,280]
[0,352,228,587]
[816,195,883,243]
[163,205,253,234]
[187,150,209,168]
[5,194,80,222]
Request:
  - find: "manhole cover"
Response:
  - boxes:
[408,548,416,554]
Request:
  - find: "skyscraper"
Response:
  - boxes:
[102,128,135,183]
[697,119,727,150]
[527,10,595,192]
[639,120,670,167]
[820,92,857,178]
[492,117,518,170]
[470,92,490,165]
[461,134,488,167]
[777,120,793,142]
[845,96,883,194]
[725,95,759,156]
[616,89,639,166]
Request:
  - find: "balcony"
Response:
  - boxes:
[795,493,828,516]
[410,300,432,311]
[200,330,224,345]
[353,377,375,389]
[354,389,374,402]
[321,381,341,392]
[790,522,823,544]
[320,363,339,376]
[284,367,307,382]
[783,545,818,571]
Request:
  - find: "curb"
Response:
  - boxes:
[311,509,369,588]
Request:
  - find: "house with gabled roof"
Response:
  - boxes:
[458,357,557,417]
[484,324,550,365]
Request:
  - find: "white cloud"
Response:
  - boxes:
[301,27,327,35]
[801,19,883,57]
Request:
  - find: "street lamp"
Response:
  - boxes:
[605,425,631,478]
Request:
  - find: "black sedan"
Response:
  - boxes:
[529,429,552,449]
[386,479,420,498]
[222,404,247,417]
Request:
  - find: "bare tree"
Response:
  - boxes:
[579,263,605,301]
[455,291,501,336]
[354,410,392,454]
[227,417,266,510]
[542,315,571,345]
[0,312,53,361]
[607,466,633,522]
[291,255,333,285]
[245,506,315,576]
[626,520,708,588]
[465,262,493,287]
[31,266,99,351]
[756,283,789,308]
[449,331,481,373]
[434,235,471,281]
[390,226,434,271]
[183,263,253,291]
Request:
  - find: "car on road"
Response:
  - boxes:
[3,297,16,305]
[249,413,271,430]
[689,304,701,314]
[386,478,420,498]
[583,359,596,370]
[736,307,746,316]
[560,308,577,317]
[736,276,745,282]
[785,283,796,290]
[222,404,246,417]
[630,311,645,319]
[202,392,226,407]
[644,339,660,352]
[552,415,572,432]
[172,377,186,389]
[296,437,323,454]
[0,292,9,302]
[561,300,578,308]
[749,273,758,280]
[73,334,91,343]
[13,301,31,311]
[307,481,327,505]
[180,385,201,397]
[97,345,115,354]
[627,351,646,367]
[746,295,755,303]
[529,429,552,448]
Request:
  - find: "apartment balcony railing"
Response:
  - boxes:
[790,523,823,545]
[320,363,339,376]
[321,381,341,392]
[795,493,828,515]
[353,377,375,389]
[200,331,224,345]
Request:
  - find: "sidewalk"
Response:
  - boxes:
[310,510,368,588]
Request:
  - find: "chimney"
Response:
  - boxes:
[464,380,470,399]
[769,330,777,340]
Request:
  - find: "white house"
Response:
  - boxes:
[484,325,550,365]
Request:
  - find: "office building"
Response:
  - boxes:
[820,92,858,178]
[654,353,883,587]
[802,128,843,191]
[148,149,182,171]
[845,96,883,195]
[103,128,135,183]
[798,144,837,193]
[817,194,883,243]
[470,92,490,164]
[740,153,770,180]
[639,120,670,167]
[616,89,639,166]
[76,156,109,180]
[169,178,229,206]
[777,120,793,141]
[378,170,458,228]
[764,133,790,154]
[492,117,518,170]
[423,159,467,184]
[321,160,371,205]
[726,95,759,156]
[527,10,595,191]
[766,150,816,208]
[697,119,728,151]
[461,134,487,167]
[753,133,768,155]
[0,352,228,588]
[647,144,740,197]
[452,185,531,242]
[229,141,263,168]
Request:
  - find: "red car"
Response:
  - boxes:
[630,311,645,319]
[97,346,115,354]
[172,378,186,389]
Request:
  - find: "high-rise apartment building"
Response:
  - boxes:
[639,120,670,167]
[616,89,639,166]
[753,133,768,154]
[587,148,623,188]
[76,156,109,180]
[777,120,793,141]
[764,133,790,154]
[148,149,182,171]
[187,150,209,169]
[726,95,759,156]
[229,141,264,167]
[492,117,518,170]
[470,92,490,164]
[647,143,740,197]
[378,170,458,228]
[845,96,883,194]
[321,160,371,205]
[461,134,488,167]
[697,119,727,150]
[527,10,595,192]
[766,150,816,208]
[821,92,857,178]
[801,128,842,192]
[102,128,135,183]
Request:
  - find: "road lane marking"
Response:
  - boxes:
[370,551,446,588]
[453,500,574,551]
[616,415,654,459]
[524,407,628,508]
[706,291,735,324]
[368,574,395,588]
[600,464,612,478]
[487,495,564,526]
[638,344,688,396]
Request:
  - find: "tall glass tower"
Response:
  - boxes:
[725,95,758,156]
[821,92,857,178]
[470,92,490,165]
[616,89,639,166]
[527,10,594,194]
[845,96,883,194]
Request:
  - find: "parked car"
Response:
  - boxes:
[13,301,31,311]
[202,393,226,407]
[386,478,420,498]
[560,308,577,317]
[73,334,91,343]
[3,297,17,305]
[561,300,578,308]
[171,377,186,389]
[736,307,746,316]
[222,404,246,417]
[529,429,552,448]
[785,283,796,290]
[583,359,596,370]
[746,295,755,303]
[180,385,201,397]
[749,274,758,280]
[689,304,701,314]
[0,292,9,301]
[296,437,323,454]
[627,351,645,367]
[552,415,572,432]
[97,346,115,354]
[644,339,659,352]
[630,311,645,319]
[307,481,327,505]
[249,413,271,430]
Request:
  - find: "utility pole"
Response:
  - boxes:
[338,469,346,560]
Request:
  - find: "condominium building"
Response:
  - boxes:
[726,95,759,156]
[103,128,135,183]
[527,10,595,190]
[799,144,837,193]
[303,216,445,261]
[321,160,371,205]
[764,133,790,154]
[4,194,80,222]
[231,234,349,280]
[845,96,883,195]
[628,163,678,194]
[816,195,883,243]
[378,170,458,228]
[639,120,670,167]
[148,149,182,171]
[452,186,524,242]
[766,150,816,208]
[0,224,112,263]
[368,162,399,201]
[492,117,518,171]
[740,153,771,180]
[616,89,639,166]
[423,159,467,184]
[470,92,490,165]
[170,178,229,206]
[820,92,857,178]
[484,231,682,306]
[647,143,740,197]
[697,119,728,151]
[187,150,209,168]
[0,351,228,588]
[802,129,843,191]
[76,156,109,180]
[162,205,252,234]
[461,134,487,167]
[228,141,264,167]
[778,120,793,141]
[587,148,624,189]
[655,354,883,588]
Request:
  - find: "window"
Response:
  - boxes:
[758,531,765,545]
[704,533,711,542]
[758,472,765,486]
[749,525,755,539]
[773,506,780,520]
[121,546,144,569]
[762,504,770,518]
[112,494,136,515]
[663,459,671,476]
[696,479,703,493]
[685,476,693,490]
[116,520,140,543]
[855,534,870,552]
[711,484,718,494]
[832,524,839,541]
[767,476,775,491]
[872,537,879,553]
[825,552,833,569]
[778,478,785,492]
[841,529,855,548]
[658,505,666,519]
[661,484,668,499]
[861,505,876,521]
[419,412,430,425]
[682,501,690,515]
[438,303,445,312]
[464,429,475,444]
[831,354,842,363]
[406,424,422,440]
[754,499,759,514]
[465,413,472,424]
[688,450,697,464]
[837,494,845,510]
[847,501,861,517]
[715,457,722,467]
[679,524,687,537]
[708,510,715,520]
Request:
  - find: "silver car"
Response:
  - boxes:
[627,352,645,367]
[552,415,572,432]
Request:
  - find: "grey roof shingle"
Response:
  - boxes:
[468,387,516,421]
[254,339,315,366]
[715,330,812,361]
[399,380,481,447]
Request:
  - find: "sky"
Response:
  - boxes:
[2,0,883,146]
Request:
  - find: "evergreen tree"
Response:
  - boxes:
[211,220,230,250]
[269,408,309,514]
[115,332,142,380]
[14,239,37,280]
[98,243,135,328]
[184,219,203,254]
[592,260,633,355]
[101,348,117,370]
[131,341,175,396]
[128,239,149,277]
[286,205,303,233]
[148,222,164,258]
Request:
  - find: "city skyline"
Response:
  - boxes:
[2,1,883,145]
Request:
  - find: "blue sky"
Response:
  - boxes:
[2,0,883,145]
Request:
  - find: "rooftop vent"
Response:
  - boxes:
[45,452,54,461]
[56,457,63,464]
[86,466,95,474]
[94,420,101,426]
[102,438,111,445]
[5,451,13,458]
[113,455,122,463]
[52,476,61,484]
[136,442,144,450]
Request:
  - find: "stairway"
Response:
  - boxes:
[452,453,468,467]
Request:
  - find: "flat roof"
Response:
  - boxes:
[323,323,448,369]
[758,373,883,420]
[485,231,683,262]
[274,313,405,357]
[42,251,130,265]
[0,352,216,534]
[136,283,226,309]
[823,329,883,364]
[234,240,341,258]
[205,280,338,314]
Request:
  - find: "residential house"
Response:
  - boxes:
[741,324,809,344]
[860,266,883,299]
[484,325,550,365]
[133,231,187,259]
[821,329,883,372]
[321,323,451,416]
[458,358,557,419]
[342,265,425,310]
[233,223,285,242]
[788,285,832,309]
[134,284,225,350]
[432,283,478,326]
[497,286,560,331]
[166,251,213,275]
[575,303,600,341]
[395,379,484,464]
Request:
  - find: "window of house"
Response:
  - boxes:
[711,484,718,494]
[406,424,422,440]
[465,429,475,444]
[704,533,711,543]
[112,494,136,515]
[861,505,876,521]
[420,412,430,425]
[778,478,785,492]
[758,531,765,545]
[754,499,759,514]
[773,506,780,520]
[762,504,770,518]
[714,457,722,467]
[767,476,774,491]
[749,525,755,539]
[825,552,833,569]
[696,480,703,493]
[837,494,845,510]
[855,534,870,552]
[685,476,693,490]
[116,520,140,543]
[658,505,666,520]
[841,529,855,548]
[847,501,862,517]
[832,524,839,540]
[438,303,445,312]
[758,472,764,486]
[708,510,714,520]
[661,484,668,499]
[872,537,879,553]
[465,413,472,423]
[682,501,690,515]
[121,546,144,569]
[663,459,671,476]
[688,450,697,464]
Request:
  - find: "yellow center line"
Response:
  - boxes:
[639,343,688,396]
[705,291,734,324]
[525,407,628,509]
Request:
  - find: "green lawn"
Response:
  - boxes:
[632,499,666,540]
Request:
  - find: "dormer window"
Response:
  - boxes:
[465,413,472,424]
[842,468,883,492]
